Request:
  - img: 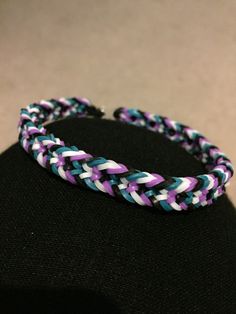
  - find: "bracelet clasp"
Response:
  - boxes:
[86,105,105,118]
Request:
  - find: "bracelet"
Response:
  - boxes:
[18,97,234,212]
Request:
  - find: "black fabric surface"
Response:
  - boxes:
[0,117,236,314]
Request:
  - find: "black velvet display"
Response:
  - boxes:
[0,117,236,314]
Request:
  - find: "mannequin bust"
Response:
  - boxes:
[1,117,235,313]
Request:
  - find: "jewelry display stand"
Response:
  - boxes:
[1,117,235,313]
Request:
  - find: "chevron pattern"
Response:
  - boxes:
[18,97,234,212]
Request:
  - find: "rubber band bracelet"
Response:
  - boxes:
[18,97,234,212]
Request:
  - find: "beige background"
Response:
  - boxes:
[0,0,235,204]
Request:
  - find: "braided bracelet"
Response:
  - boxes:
[18,97,234,212]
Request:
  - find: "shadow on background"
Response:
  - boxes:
[0,287,121,314]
